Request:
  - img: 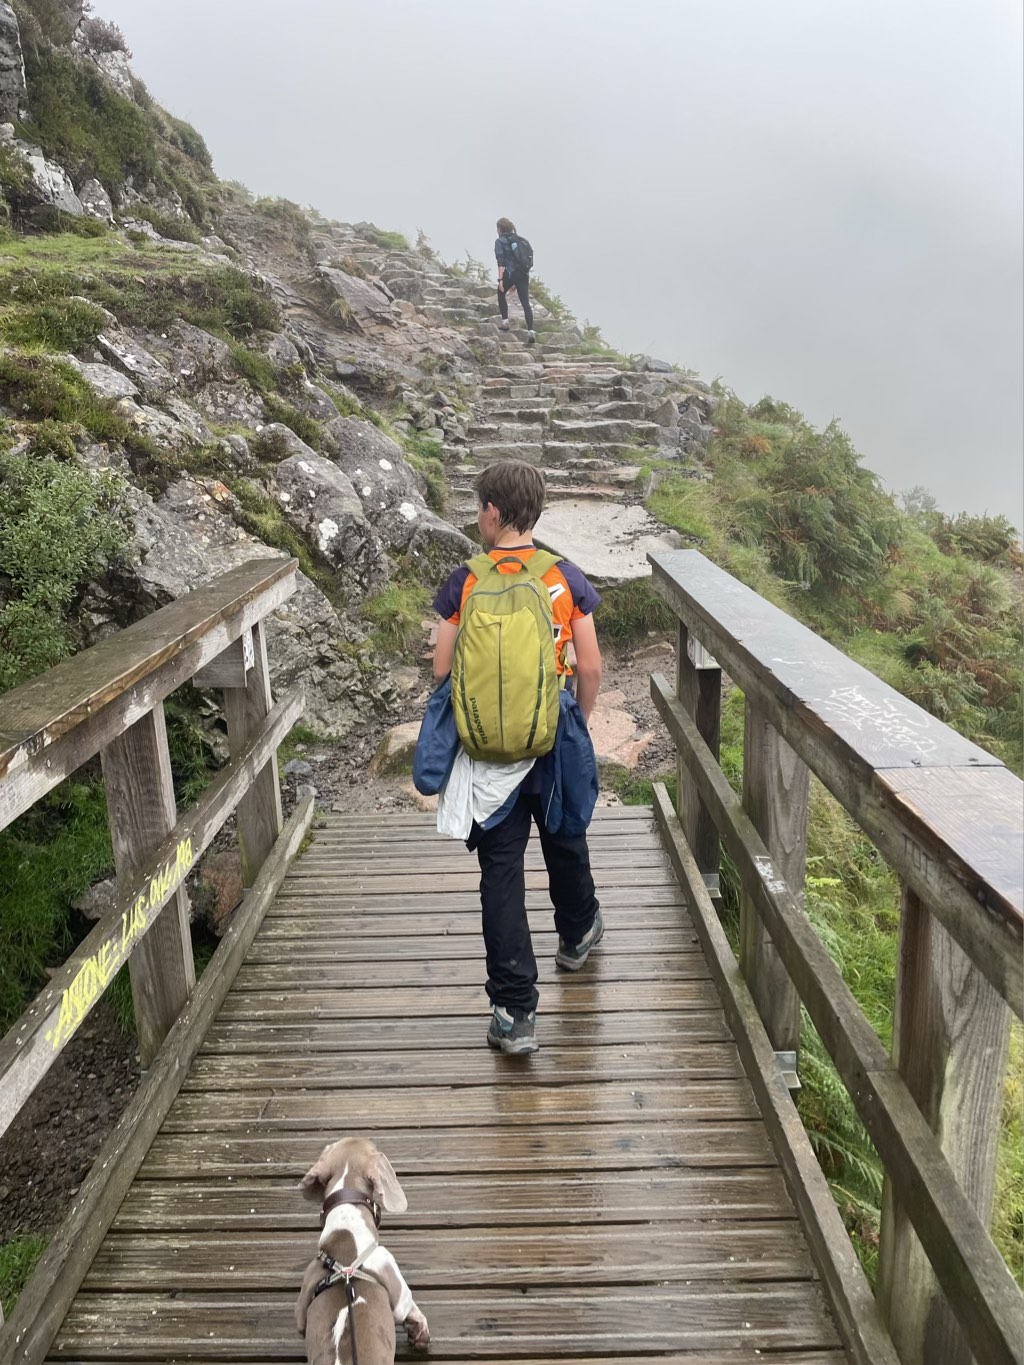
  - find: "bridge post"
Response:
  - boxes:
[221,621,283,884]
[740,700,807,1060]
[675,623,721,896]
[878,884,1012,1365]
[100,704,196,1067]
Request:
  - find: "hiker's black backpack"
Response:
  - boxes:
[509,234,534,273]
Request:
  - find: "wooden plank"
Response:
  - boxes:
[878,764,1024,919]
[229,952,711,990]
[0,689,304,1142]
[51,1284,840,1357]
[740,699,807,1055]
[180,1041,744,1090]
[198,1010,731,1053]
[224,621,282,885]
[43,1355,849,1365]
[192,634,252,690]
[140,1121,778,1178]
[214,979,724,1020]
[651,679,1024,1365]
[82,1222,817,1290]
[245,927,698,960]
[268,886,689,911]
[161,1078,761,1132]
[677,621,722,892]
[649,555,1024,1015]
[254,909,691,938]
[0,797,315,1365]
[278,866,673,890]
[113,1169,798,1230]
[0,558,297,831]
[295,846,672,868]
[653,785,898,1365]
[878,885,1011,1365]
[100,704,195,1067]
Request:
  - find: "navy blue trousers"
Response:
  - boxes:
[470,791,598,1012]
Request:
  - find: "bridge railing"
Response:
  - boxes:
[648,548,1023,1365]
[0,558,313,1361]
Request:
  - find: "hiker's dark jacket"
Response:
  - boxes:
[495,233,528,276]
[413,679,598,837]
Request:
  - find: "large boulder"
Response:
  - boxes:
[322,416,474,581]
[96,478,395,737]
[0,3,25,121]
[79,178,113,222]
[272,440,387,599]
[20,141,84,216]
[315,265,398,329]
[96,328,176,399]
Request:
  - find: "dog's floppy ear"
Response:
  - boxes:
[370,1148,408,1213]
[298,1143,334,1200]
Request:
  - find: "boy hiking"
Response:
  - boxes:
[432,461,603,1054]
[494,216,536,345]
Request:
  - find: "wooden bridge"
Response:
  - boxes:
[0,553,1021,1364]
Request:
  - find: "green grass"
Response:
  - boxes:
[0,296,108,351]
[229,479,345,610]
[594,577,676,643]
[361,581,430,652]
[0,1234,47,1319]
[0,780,113,1031]
[261,394,321,450]
[0,232,278,340]
[402,435,447,515]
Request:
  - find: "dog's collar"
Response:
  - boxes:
[320,1186,382,1231]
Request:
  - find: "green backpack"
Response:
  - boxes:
[451,550,562,763]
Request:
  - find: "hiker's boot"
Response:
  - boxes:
[499,318,510,332]
[526,329,537,345]
[556,908,605,971]
[487,1004,538,1055]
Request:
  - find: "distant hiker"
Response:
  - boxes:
[495,216,536,346]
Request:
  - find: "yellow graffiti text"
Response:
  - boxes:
[49,835,194,1051]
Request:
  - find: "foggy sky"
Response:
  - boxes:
[99,0,1023,522]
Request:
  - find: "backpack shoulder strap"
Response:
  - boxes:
[521,549,561,580]
[467,552,496,580]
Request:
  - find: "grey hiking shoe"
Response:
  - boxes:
[526,329,537,345]
[499,318,510,331]
[555,908,605,971]
[487,1004,538,1055]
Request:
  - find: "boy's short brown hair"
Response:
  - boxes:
[475,461,546,534]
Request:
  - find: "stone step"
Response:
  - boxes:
[479,382,544,399]
[474,404,552,421]
[591,400,646,419]
[550,419,660,444]
[484,359,544,375]
[472,442,545,463]
[541,440,651,462]
[470,441,641,467]
[468,422,548,443]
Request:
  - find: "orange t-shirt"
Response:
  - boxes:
[433,546,601,676]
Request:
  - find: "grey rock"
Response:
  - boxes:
[315,265,397,328]
[121,480,393,736]
[97,330,175,398]
[320,415,474,579]
[651,396,679,428]
[21,143,84,216]
[273,444,386,596]
[535,500,681,586]
[79,178,113,221]
[638,355,675,374]
[264,332,301,368]
[82,46,134,100]
[0,2,25,122]
[71,877,118,921]
[64,358,139,401]
[334,361,363,382]
[162,322,234,390]
[296,783,319,801]
[283,758,313,778]
[222,434,254,469]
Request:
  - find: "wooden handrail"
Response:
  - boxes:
[649,550,1022,1013]
[648,548,1023,1365]
[0,557,298,832]
[0,559,306,1362]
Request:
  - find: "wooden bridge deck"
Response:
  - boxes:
[49,806,843,1361]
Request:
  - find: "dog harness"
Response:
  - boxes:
[312,1188,385,1365]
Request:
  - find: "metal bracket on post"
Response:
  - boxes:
[687,634,719,671]
[775,1050,800,1093]
[702,871,721,900]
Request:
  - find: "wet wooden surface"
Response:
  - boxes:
[50,807,842,1361]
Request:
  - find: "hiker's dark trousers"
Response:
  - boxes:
[497,271,534,330]
[471,790,598,1013]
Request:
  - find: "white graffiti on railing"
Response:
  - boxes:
[815,685,937,759]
